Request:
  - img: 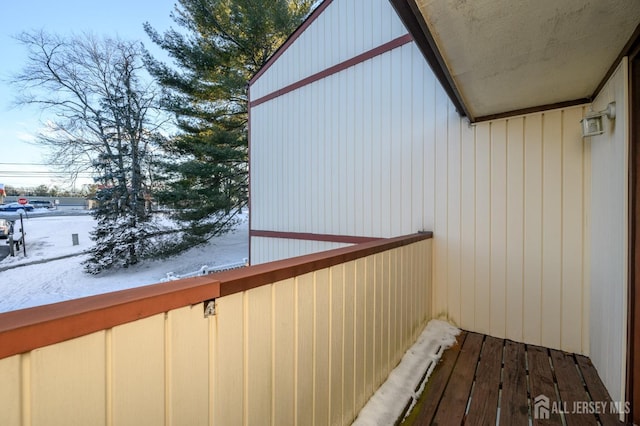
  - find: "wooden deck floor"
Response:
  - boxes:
[402,331,623,426]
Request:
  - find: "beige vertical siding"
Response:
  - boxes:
[31,332,107,426]
[250,0,592,354]
[0,355,20,425]
[215,291,244,424]
[220,240,432,425]
[273,278,295,425]
[589,59,628,404]
[111,314,166,425]
[167,302,210,426]
[433,108,590,355]
[0,238,431,426]
[419,106,590,354]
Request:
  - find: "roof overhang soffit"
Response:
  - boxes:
[390,0,640,123]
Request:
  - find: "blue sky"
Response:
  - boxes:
[0,0,176,189]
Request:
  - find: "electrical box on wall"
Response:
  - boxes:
[581,114,604,137]
[581,102,615,138]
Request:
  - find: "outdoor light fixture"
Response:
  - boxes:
[581,102,616,137]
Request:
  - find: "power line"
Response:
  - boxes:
[0,172,94,177]
[0,170,93,174]
[0,162,79,166]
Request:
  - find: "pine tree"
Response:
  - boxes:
[144,0,314,254]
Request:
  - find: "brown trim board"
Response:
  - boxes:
[250,229,383,244]
[628,43,640,426]
[214,232,432,297]
[0,276,221,359]
[474,98,591,123]
[593,21,640,102]
[250,34,413,107]
[0,232,432,359]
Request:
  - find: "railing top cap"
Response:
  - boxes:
[0,232,432,359]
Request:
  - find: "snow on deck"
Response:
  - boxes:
[352,319,460,425]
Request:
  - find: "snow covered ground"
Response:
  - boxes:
[0,208,248,313]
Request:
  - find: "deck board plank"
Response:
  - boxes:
[550,350,597,426]
[431,332,483,425]
[526,345,563,425]
[466,336,503,425]
[574,355,623,425]
[403,332,619,426]
[499,340,529,425]
[407,332,467,426]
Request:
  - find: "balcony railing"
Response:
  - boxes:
[0,232,432,425]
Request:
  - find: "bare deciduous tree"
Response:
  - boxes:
[13,31,169,273]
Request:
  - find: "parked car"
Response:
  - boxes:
[30,200,54,209]
[0,202,34,212]
[0,219,11,238]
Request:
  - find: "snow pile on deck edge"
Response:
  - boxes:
[352,319,460,426]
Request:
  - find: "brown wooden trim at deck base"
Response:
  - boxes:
[250,229,383,244]
[403,331,623,425]
[0,232,432,359]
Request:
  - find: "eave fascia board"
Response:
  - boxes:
[593,21,640,101]
[474,98,591,123]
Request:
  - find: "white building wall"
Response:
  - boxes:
[250,0,594,360]
[251,43,431,241]
[588,59,628,404]
[251,237,351,264]
[250,0,408,100]
[428,105,591,357]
